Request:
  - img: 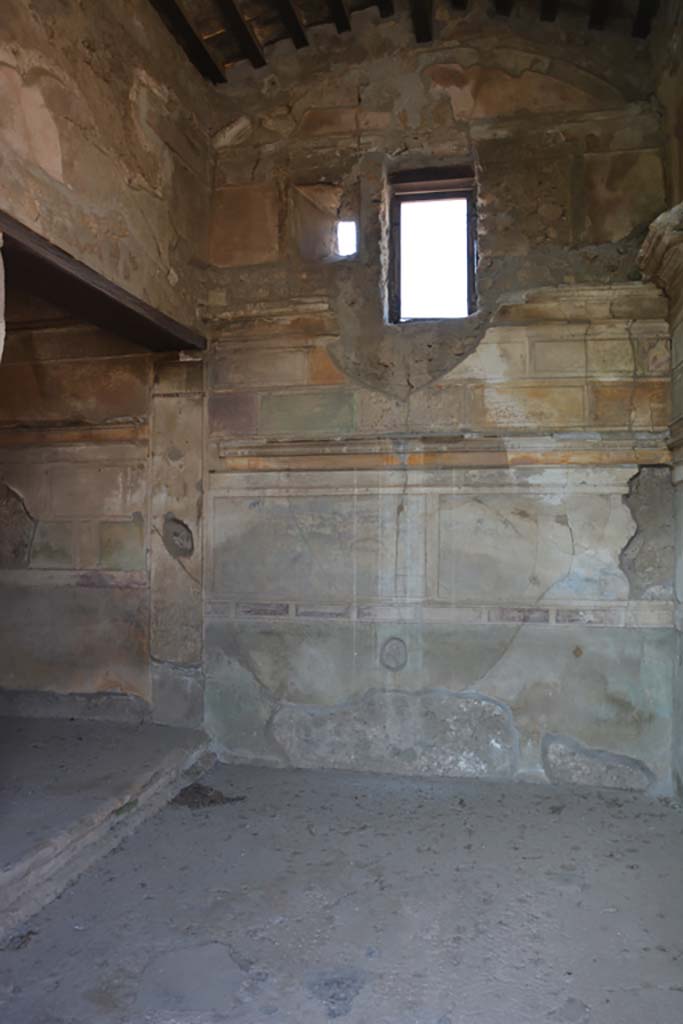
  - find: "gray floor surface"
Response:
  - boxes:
[0,716,202,868]
[1,762,682,1024]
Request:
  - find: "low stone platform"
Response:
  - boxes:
[0,716,211,942]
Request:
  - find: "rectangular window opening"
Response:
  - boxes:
[336,220,358,257]
[388,170,476,323]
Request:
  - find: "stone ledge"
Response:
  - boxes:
[204,599,674,629]
[215,431,670,472]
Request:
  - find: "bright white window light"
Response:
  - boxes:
[400,197,469,319]
[336,220,357,257]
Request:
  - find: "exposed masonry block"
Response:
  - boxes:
[0,484,34,568]
[51,465,145,518]
[541,733,656,790]
[99,520,145,571]
[0,583,150,699]
[271,689,519,779]
[556,608,624,625]
[152,663,203,729]
[308,349,347,386]
[208,393,258,436]
[587,381,670,428]
[210,348,307,390]
[0,358,149,426]
[407,386,464,432]
[621,467,674,601]
[532,340,586,377]
[488,608,550,623]
[153,360,203,396]
[31,521,73,568]
[237,602,289,617]
[260,391,354,436]
[583,150,666,244]
[208,184,280,267]
[468,384,585,430]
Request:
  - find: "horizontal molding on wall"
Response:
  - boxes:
[209,461,644,496]
[214,431,671,472]
[205,599,674,630]
[0,570,148,589]
[0,424,149,448]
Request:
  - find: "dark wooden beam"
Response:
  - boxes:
[0,211,206,353]
[274,0,309,46]
[588,0,612,29]
[377,0,394,16]
[329,0,351,32]
[216,0,266,68]
[540,0,558,21]
[410,0,434,42]
[147,0,226,83]
[494,0,514,13]
[451,0,468,9]
[633,0,658,36]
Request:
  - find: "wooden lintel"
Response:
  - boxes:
[0,211,206,353]
[147,0,226,82]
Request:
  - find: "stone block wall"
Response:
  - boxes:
[199,10,676,788]
[0,1,679,789]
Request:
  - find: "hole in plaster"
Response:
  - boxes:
[162,514,194,559]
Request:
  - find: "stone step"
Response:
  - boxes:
[0,718,213,943]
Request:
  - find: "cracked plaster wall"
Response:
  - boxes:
[200,6,676,787]
[0,1,678,785]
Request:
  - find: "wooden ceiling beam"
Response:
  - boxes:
[216,0,267,67]
[329,0,351,32]
[540,0,558,21]
[0,210,206,353]
[147,0,226,82]
[273,0,309,47]
[410,0,434,42]
[633,0,658,36]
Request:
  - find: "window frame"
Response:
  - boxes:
[388,168,477,324]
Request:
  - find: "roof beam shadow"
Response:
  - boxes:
[147,0,226,82]
[410,0,434,42]
[216,0,267,67]
[273,0,309,47]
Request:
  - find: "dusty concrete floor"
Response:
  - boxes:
[1,763,682,1024]
[0,717,204,869]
